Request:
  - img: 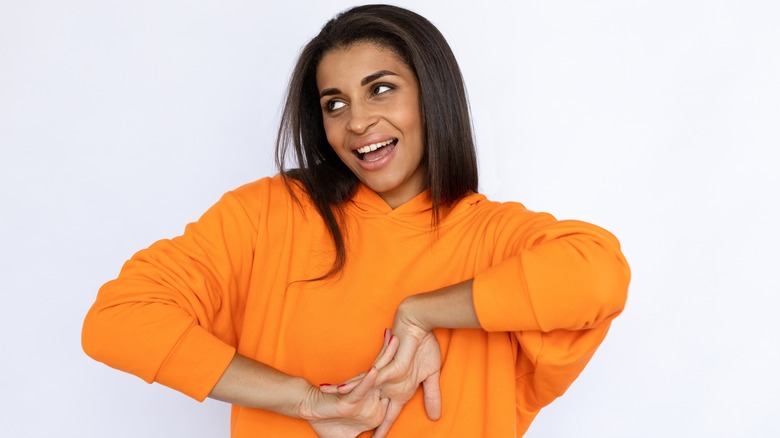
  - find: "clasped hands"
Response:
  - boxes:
[301,314,442,438]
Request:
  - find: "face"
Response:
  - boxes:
[316,42,425,209]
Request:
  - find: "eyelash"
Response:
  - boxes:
[323,83,396,113]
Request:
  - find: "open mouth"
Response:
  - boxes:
[354,138,398,162]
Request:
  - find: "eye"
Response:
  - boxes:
[373,84,394,95]
[325,100,346,112]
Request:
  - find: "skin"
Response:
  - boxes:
[209,42,482,437]
[316,42,426,209]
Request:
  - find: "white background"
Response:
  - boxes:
[1,0,778,436]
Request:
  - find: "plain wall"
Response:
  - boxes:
[1,0,778,436]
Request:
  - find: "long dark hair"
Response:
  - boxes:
[276,4,478,279]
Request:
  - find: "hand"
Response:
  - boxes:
[371,309,442,438]
[299,366,389,438]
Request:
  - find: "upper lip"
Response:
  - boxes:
[349,134,398,152]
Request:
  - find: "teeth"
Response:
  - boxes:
[356,139,394,154]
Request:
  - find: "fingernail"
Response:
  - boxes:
[389,335,395,343]
[319,383,331,387]
[337,383,347,388]
[383,328,388,339]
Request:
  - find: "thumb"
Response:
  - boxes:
[421,371,442,421]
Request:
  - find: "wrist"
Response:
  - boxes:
[396,295,432,332]
[395,280,480,332]
[290,378,321,420]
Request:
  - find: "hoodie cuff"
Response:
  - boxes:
[472,255,541,332]
[155,323,236,401]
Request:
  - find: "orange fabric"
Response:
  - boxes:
[82,175,630,437]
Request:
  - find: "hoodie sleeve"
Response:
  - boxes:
[82,181,266,401]
[471,205,630,418]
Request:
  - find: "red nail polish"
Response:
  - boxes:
[383,328,388,339]
[337,383,347,388]
[319,383,331,387]
[389,335,395,343]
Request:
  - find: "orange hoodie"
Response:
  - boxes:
[82,175,630,437]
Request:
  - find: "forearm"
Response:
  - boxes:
[209,353,314,418]
[397,279,481,331]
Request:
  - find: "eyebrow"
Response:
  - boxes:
[319,70,398,98]
[361,70,396,86]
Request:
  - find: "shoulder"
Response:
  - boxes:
[447,194,567,252]
[472,195,625,254]
[227,174,310,210]
[229,174,293,199]
[220,174,318,231]
[453,192,554,227]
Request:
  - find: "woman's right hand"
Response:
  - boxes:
[300,366,389,438]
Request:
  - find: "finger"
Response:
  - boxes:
[373,334,399,370]
[333,372,367,394]
[336,380,359,394]
[371,399,403,438]
[376,337,415,385]
[422,371,442,420]
[370,395,392,431]
[318,370,366,394]
[371,328,392,365]
[318,383,339,394]
[380,395,391,415]
[346,366,379,400]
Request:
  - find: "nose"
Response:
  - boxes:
[346,101,379,134]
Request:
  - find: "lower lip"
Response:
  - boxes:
[355,142,397,171]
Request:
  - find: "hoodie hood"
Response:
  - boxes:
[347,183,487,230]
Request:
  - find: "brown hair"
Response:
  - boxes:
[276,4,478,279]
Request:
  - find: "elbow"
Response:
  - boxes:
[579,246,631,328]
[81,293,128,367]
[81,303,108,363]
[569,231,631,328]
[591,258,630,324]
[511,223,631,332]
[81,300,157,384]
[534,244,631,332]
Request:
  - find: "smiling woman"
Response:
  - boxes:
[317,43,425,209]
[82,4,630,438]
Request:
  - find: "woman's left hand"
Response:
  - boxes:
[370,303,442,438]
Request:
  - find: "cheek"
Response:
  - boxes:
[400,96,421,129]
[399,105,423,145]
[322,118,341,147]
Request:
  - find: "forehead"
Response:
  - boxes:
[316,42,412,88]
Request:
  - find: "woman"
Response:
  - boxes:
[82,4,630,437]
